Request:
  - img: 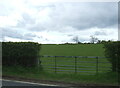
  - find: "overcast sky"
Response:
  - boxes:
[0,0,118,44]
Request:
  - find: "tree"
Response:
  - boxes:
[72,36,80,44]
[90,36,98,44]
[97,40,101,44]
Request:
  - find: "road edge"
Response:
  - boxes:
[2,75,120,88]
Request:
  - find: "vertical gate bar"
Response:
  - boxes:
[75,57,77,74]
[55,56,57,73]
[96,56,98,75]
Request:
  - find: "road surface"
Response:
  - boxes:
[1,79,66,88]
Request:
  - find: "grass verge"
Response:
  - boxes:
[2,66,119,86]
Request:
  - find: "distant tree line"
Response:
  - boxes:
[66,35,114,44]
[64,40,113,45]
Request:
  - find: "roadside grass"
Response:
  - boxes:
[2,66,118,86]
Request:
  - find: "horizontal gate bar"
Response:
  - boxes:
[40,55,109,59]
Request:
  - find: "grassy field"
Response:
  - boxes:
[39,44,111,75]
[40,44,105,56]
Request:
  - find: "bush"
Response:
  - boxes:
[104,41,120,73]
[2,42,41,67]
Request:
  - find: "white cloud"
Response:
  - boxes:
[0,0,118,43]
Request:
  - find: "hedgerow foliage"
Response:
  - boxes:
[104,41,120,73]
[2,42,41,67]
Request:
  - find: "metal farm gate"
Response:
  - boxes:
[40,55,111,75]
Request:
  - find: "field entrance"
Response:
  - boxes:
[40,55,111,75]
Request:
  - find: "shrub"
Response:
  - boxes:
[2,42,41,67]
[104,41,120,73]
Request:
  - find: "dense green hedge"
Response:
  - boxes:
[2,42,41,67]
[104,41,120,73]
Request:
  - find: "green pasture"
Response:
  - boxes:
[40,44,105,56]
[40,44,112,74]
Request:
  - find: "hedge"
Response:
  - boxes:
[2,42,41,67]
[104,41,120,73]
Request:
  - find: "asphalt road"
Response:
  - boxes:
[1,80,66,88]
